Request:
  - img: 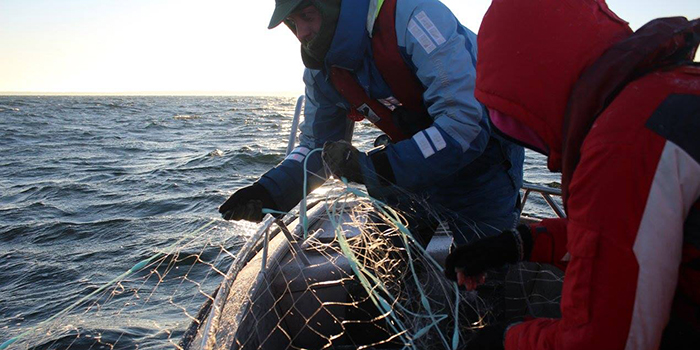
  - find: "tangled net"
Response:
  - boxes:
[1,178,564,350]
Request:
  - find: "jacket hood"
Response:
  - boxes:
[282,0,342,69]
[324,0,371,71]
[475,0,632,171]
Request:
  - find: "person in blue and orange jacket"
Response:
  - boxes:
[219,0,525,246]
[444,0,700,349]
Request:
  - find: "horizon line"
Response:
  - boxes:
[0,90,303,97]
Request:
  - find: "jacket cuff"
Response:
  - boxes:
[368,147,396,186]
[357,146,400,199]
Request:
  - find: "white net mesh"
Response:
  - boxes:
[2,181,564,350]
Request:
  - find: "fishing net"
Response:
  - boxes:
[0,218,241,350]
[1,161,564,350]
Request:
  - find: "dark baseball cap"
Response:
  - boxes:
[268,0,307,29]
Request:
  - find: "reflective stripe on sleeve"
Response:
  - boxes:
[425,126,446,152]
[415,11,446,46]
[284,146,311,162]
[408,18,436,54]
[413,131,436,158]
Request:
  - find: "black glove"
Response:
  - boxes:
[322,140,363,184]
[218,183,277,222]
[445,225,533,281]
[463,323,507,350]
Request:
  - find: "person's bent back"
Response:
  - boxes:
[445,0,700,348]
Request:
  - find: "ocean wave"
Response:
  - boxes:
[173,114,201,120]
[230,150,283,165]
[19,326,142,350]
[208,149,224,157]
[261,113,284,119]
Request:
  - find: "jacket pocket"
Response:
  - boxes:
[561,221,600,327]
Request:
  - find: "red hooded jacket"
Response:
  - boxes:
[475,0,700,348]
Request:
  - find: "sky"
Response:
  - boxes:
[1,0,698,95]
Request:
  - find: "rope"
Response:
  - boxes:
[261,148,462,348]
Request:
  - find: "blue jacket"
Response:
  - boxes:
[258,0,524,240]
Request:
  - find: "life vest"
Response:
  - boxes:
[329,0,430,142]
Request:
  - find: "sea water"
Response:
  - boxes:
[0,95,559,348]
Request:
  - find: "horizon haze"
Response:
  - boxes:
[2,0,698,96]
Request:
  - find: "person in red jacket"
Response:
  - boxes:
[444,0,700,349]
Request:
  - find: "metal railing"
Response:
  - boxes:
[521,183,565,218]
[198,96,307,350]
[260,95,307,272]
[285,95,305,155]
